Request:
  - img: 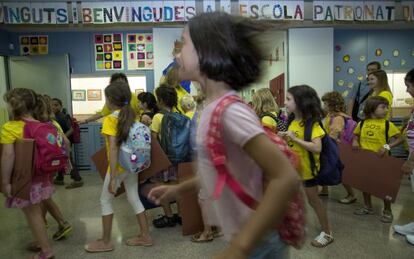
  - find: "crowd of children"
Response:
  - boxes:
[1,11,414,259]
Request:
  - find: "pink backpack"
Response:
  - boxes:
[23,120,69,175]
[206,95,305,248]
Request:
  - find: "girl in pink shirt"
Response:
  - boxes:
[149,12,300,259]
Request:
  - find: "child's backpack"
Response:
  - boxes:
[206,95,305,249]
[337,116,357,144]
[259,112,288,132]
[159,111,191,165]
[118,122,151,174]
[69,116,81,144]
[304,120,344,186]
[23,120,68,175]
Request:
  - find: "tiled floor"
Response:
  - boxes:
[0,173,413,259]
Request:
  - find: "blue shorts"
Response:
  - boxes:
[249,232,288,259]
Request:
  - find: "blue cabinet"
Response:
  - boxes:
[74,123,105,171]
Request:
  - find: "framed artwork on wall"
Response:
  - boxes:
[72,90,86,101]
[87,89,102,101]
[135,89,145,95]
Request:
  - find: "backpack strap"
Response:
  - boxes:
[304,120,319,176]
[359,119,365,132]
[385,120,390,143]
[206,95,258,209]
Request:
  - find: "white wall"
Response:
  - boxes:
[153,27,184,88]
[288,28,334,97]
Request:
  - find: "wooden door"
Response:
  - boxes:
[269,73,285,107]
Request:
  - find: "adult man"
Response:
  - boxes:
[347,61,381,121]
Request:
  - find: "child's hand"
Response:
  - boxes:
[351,142,359,150]
[148,185,179,205]
[108,178,117,195]
[377,148,388,157]
[402,161,414,175]
[2,183,11,198]
[141,114,152,127]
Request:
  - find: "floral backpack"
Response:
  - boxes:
[205,95,306,248]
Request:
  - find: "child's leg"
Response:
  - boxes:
[383,200,392,211]
[22,203,53,254]
[123,173,152,246]
[381,199,394,223]
[343,184,355,197]
[362,192,372,208]
[304,186,331,233]
[100,173,116,243]
[43,198,68,227]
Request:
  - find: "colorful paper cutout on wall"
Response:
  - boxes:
[127,33,154,70]
[338,80,345,86]
[335,66,341,72]
[359,55,366,62]
[375,49,382,56]
[383,59,390,67]
[357,74,364,81]
[20,35,48,56]
[342,90,349,98]
[348,82,354,88]
[347,67,354,74]
[343,55,350,62]
[95,33,123,71]
[401,59,407,66]
[392,50,399,57]
[411,50,414,57]
[335,45,341,52]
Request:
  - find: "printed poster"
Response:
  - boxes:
[127,33,154,70]
[94,33,123,71]
[20,35,48,55]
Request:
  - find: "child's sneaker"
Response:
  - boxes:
[311,231,334,247]
[53,223,73,241]
[354,207,374,215]
[407,234,414,245]
[380,210,393,223]
[394,222,414,236]
[173,213,182,225]
[152,215,176,228]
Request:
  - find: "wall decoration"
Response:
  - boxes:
[401,59,407,66]
[383,59,390,67]
[72,90,86,101]
[348,82,354,88]
[127,33,154,70]
[335,66,341,72]
[411,50,414,57]
[335,45,341,52]
[392,49,399,57]
[338,80,345,86]
[87,89,102,101]
[359,55,366,62]
[375,48,382,56]
[135,89,145,95]
[343,55,350,62]
[357,74,364,81]
[347,67,354,74]
[342,90,349,98]
[95,33,123,71]
[20,35,48,55]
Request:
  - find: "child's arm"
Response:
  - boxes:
[284,130,322,153]
[378,134,403,157]
[221,134,300,257]
[1,144,15,198]
[352,135,360,149]
[329,116,345,141]
[108,136,119,194]
[148,176,200,205]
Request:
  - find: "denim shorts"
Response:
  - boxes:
[249,232,288,259]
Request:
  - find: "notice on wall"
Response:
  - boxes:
[313,1,396,21]
[94,33,123,71]
[127,33,154,70]
[20,35,48,55]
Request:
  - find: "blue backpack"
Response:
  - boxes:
[159,111,191,165]
[304,120,344,186]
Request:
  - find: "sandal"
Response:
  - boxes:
[311,231,334,248]
[32,251,55,259]
[191,232,213,243]
[339,196,357,204]
[212,226,223,238]
[152,215,176,228]
[380,210,394,223]
[26,241,41,252]
[125,236,153,247]
[354,207,374,215]
[84,239,114,253]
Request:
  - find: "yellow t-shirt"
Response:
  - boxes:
[101,111,126,174]
[100,92,143,117]
[353,118,399,152]
[185,110,195,120]
[287,120,325,180]
[150,113,164,134]
[369,91,393,120]
[261,112,278,132]
[174,85,187,114]
[0,120,24,144]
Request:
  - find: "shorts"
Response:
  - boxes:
[303,178,318,188]
[249,232,288,259]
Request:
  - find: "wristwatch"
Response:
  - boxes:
[383,144,391,151]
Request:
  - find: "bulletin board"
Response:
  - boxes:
[127,33,154,70]
[94,33,124,71]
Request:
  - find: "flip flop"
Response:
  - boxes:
[84,240,114,253]
[191,232,213,243]
[339,196,357,204]
[125,236,153,247]
[211,227,224,238]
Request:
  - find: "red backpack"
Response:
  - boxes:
[206,95,305,248]
[70,117,81,144]
[23,120,69,175]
